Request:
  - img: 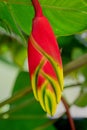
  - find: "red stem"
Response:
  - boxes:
[31,0,43,17]
[61,97,76,130]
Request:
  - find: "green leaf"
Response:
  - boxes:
[75,92,87,107]
[44,126,56,130]
[0,120,56,130]
[79,66,87,91]
[12,71,31,93]
[41,0,87,36]
[9,3,33,35]
[12,45,27,67]
[0,34,27,67]
[0,2,26,43]
[11,71,46,116]
[72,48,84,60]
[81,66,87,79]
[11,71,33,110]
[4,0,87,36]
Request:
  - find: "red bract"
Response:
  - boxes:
[28,0,63,116]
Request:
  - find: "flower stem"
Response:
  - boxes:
[31,0,43,17]
[61,97,76,130]
[64,83,82,89]
[64,53,87,76]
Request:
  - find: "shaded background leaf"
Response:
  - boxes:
[55,118,87,130]
[75,92,87,107]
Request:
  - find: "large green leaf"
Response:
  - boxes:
[11,71,46,115]
[2,0,87,36]
[0,2,26,43]
[12,71,31,93]
[0,120,56,130]
[8,3,33,35]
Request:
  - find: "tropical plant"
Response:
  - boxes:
[0,0,87,130]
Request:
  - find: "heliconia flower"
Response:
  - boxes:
[28,0,63,116]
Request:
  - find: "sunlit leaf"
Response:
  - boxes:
[3,0,87,36]
[0,2,26,43]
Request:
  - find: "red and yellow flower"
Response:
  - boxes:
[28,0,63,116]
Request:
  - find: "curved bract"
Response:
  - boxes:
[28,0,63,116]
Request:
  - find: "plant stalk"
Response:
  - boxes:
[61,97,76,130]
[64,83,82,89]
[32,0,43,17]
[64,53,87,76]
[0,87,32,108]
